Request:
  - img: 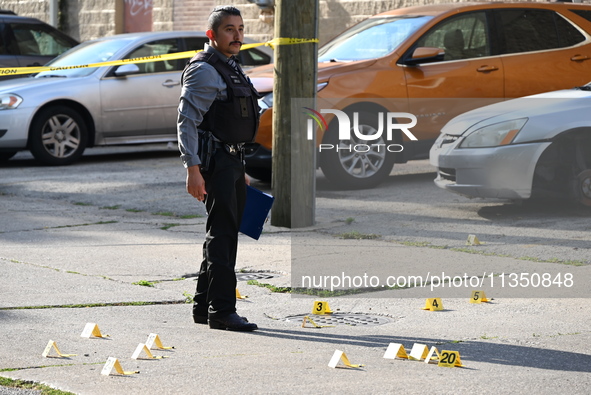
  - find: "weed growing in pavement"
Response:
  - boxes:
[160,223,181,230]
[100,205,121,210]
[132,280,156,287]
[337,231,381,240]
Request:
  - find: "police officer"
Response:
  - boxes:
[177,5,259,331]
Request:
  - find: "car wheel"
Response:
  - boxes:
[576,169,591,206]
[320,111,396,189]
[0,151,17,161]
[29,106,88,165]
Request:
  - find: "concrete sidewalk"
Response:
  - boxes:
[1,191,591,394]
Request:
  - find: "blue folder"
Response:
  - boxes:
[240,185,275,240]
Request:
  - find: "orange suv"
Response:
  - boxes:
[246,2,591,188]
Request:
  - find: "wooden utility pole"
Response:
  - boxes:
[271,0,318,228]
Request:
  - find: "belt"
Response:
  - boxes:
[214,141,245,155]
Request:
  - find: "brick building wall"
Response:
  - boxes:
[5,0,589,44]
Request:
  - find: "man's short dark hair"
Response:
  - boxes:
[208,6,242,33]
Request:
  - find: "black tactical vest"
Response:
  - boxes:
[185,51,260,144]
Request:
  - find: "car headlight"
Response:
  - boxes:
[460,118,528,148]
[0,94,23,110]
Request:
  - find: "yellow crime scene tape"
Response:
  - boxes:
[0,38,319,77]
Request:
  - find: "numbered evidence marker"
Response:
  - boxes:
[145,333,174,350]
[236,288,247,300]
[42,340,76,358]
[131,343,168,360]
[422,298,444,311]
[383,343,409,360]
[408,343,430,361]
[327,350,363,369]
[312,300,333,315]
[438,350,464,368]
[101,357,139,376]
[466,234,482,245]
[81,323,108,338]
[470,290,490,304]
[424,346,441,364]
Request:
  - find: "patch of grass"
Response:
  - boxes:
[0,300,184,311]
[183,291,194,303]
[132,280,155,287]
[338,231,381,240]
[160,223,181,230]
[0,376,75,395]
[521,256,587,266]
[73,202,92,206]
[179,214,202,219]
[100,205,121,210]
[344,217,355,225]
[479,334,498,340]
[247,280,291,293]
[153,211,175,217]
[126,208,145,213]
[399,241,433,247]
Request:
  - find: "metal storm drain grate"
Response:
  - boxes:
[235,272,278,282]
[284,313,390,326]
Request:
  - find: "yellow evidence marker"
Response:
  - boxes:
[42,340,76,358]
[81,323,109,338]
[101,357,139,376]
[470,290,490,303]
[422,298,444,311]
[438,350,464,368]
[424,346,441,364]
[408,343,430,361]
[327,350,364,369]
[383,343,409,360]
[312,300,333,315]
[466,234,482,245]
[131,343,168,360]
[145,333,174,350]
[236,288,247,299]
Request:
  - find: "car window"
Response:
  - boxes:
[318,15,433,62]
[37,38,133,78]
[184,37,208,52]
[495,9,585,54]
[415,11,490,61]
[7,22,74,56]
[556,13,586,47]
[0,24,6,55]
[124,38,181,73]
[569,9,591,23]
[238,47,270,67]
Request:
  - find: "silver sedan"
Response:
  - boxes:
[0,31,272,165]
[430,85,591,206]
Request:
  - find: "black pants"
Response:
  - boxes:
[193,148,246,318]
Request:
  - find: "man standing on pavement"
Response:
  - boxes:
[177,5,260,331]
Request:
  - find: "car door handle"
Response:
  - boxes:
[162,80,180,87]
[476,65,499,73]
[571,54,590,62]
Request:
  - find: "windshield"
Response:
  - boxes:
[35,38,135,78]
[318,15,433,62]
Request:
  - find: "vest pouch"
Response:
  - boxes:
[231,86,255,120]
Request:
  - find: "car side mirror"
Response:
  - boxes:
[114,63,140,77]
[405,47,445,66]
